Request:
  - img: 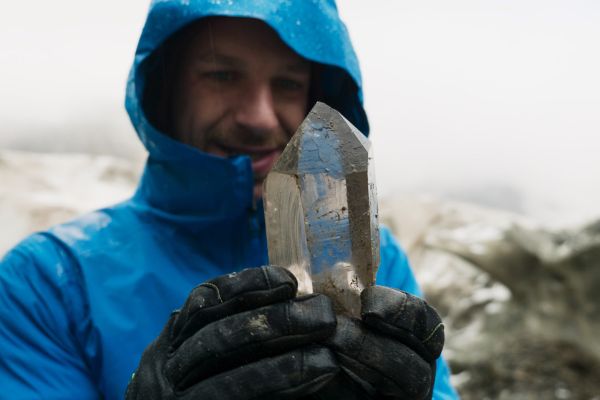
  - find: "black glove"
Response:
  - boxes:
[312,286,444,400]
[126,266,339,400]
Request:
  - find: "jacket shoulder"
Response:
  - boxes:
[1,232,76,286]
[47,203,134,249]
[0,233,100,398]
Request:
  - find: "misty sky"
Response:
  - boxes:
[1,0,599,226]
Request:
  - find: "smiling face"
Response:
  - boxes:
[169,17,311,200]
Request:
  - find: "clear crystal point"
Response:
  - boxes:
[263,102,380,316]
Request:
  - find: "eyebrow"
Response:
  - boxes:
[196,52,310,75]
[196,52,243,67]
[285,61,311,74]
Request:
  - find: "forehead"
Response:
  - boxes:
[181,17,309,67]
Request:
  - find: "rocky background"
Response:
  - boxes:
[2,149,599,399]
[381,198,600,399]
[0,150,141,254]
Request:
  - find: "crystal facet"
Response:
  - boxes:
[263,102,380,316]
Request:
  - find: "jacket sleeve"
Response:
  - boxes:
[0,234,100,400]
[376,226,460,400]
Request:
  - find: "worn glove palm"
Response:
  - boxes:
[126,266,339,400]
[312,286,444,400]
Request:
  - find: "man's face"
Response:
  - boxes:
[171,17,311,200]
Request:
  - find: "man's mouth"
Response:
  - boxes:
[249,149,281,177]
[214,143,282,177]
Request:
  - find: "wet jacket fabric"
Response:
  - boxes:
[0,1,458,399]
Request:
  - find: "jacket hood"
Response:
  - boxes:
[125,0,369,218]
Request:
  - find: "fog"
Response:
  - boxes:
[1,0,599,227]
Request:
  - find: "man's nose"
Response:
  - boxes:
[233,84,279,133]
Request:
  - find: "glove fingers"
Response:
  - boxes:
[327,315,433,400]
[300,371,375,400]
[178,346,339,400]
[361,286,444,362]
[172,266,298,348]
[167,294,336,390]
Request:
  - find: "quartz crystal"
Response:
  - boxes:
[263,102,380,316]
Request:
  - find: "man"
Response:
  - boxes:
[0,1,458,399]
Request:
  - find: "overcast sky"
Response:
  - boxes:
[1,0,599,227]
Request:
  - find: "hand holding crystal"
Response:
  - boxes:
[125,266,339,400]
[309,286,445,400]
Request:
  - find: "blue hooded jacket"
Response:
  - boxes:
[0,1,458,399]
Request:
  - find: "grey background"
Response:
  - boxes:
[1,0,599,227]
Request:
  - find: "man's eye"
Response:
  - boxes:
[203,71,238,82]
[273,78,304,91]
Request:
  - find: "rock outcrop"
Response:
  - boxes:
[382,196,600,400]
